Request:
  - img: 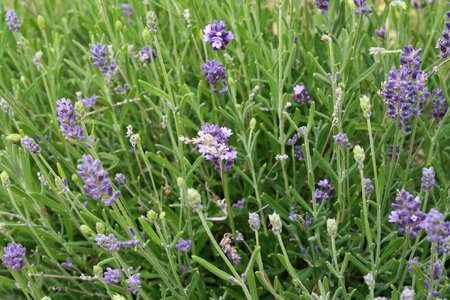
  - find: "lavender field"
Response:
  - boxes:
[1,0,450,299]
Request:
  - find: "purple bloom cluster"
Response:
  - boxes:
[232,198,245,209]
[90,43,116,78]
[432,260,442,280]
[2,243,26,271]
[175,238,191,252]
[61,258,73,268]
[375,26,385,41]
[412,0,433,8]
[202,60,228,94]
[56,98,84,141]
[220,234,241,265]
[292,85,312,105]
[388,189,425,238]
[353,0,372,15]
[77,155,120,206]
[421,167,436,192]
[21,136,41,155]
[364,178,374,197]
[121,3,134,17]
[314,179,334,204]
[139,46,157,64]
[288,133,304,160]
[248,212,261,231]
[82,95,97,108]
[203,20,234,50]
[197,123,237,172]
[437,10,450,58]
[115,173,127,186]
[315,0,330,13]
[407,257,420,273]
[333,133,351,148]
[431,88,448,120]
[127,273,141,294]
[95,234,140,252]
[387,144,400,160]
[383,45,430,132]
[420,209,450,244]
[5,10,21,32]
[104,267,120,284]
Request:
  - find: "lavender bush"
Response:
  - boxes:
[1,1,450,299]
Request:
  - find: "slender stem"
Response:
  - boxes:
[359,164,373,246]
[222,171,236,238]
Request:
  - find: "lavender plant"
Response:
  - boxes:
[1,1,450,299]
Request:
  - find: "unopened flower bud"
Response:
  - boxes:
[1,171,10,188]
[187,188,202,212]
[360,95,371,119]
[147,210,158,221]
[364,272,375,290]
[177,177,185,188]
[269,212,282,235]
[250,118,256,130]
[37,15,46,30]
[40,297,51,300]
[80,225,92,235]
[6,133,21,144]
[115,20,123,31]
[327,218,337,237]
[142,28,151,43]
[96,222,105,234]
[112,295,125,300]
[353,145,365,164]
[75,101,85,118]
[93,265,103,277]
[159,211,166,220]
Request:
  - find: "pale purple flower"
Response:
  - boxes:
[288,134,299,145]
[375,25,385,41]
[236,231,244,242]
[202,60,228,94]
[431,88,448,120]
[139,46,157,64]
[61,258,73,268]
[104,267,120,284]
[77,155,120,206]
[353,0,372,14]
[121,3,134,17]
[407,257,420,273]
[95,234,121,252]
[294,145,304,160]
[315,179,334,203]
[21,136,40,155]
[248,213,260,231]
[364,178,374,197]
[432,260,442,280]
[333,133,351,148]
[293,85,312,104]
[387,144,400,160]
[82,95,97,108]
[5,10,20,32]
[119,239,140,248]
[420,209,449,243]
[421,167,436,192]
[220,234,240,264]
[203,20,234,50]
[127,273,141,294]
[232,198,245,209]
[175,238,191,252]
[56,98,84,141]
[289,211,297,221]
[2,243,26,271]
[315,0,330,13]
[90,43,116,78]
[115,173,127,186]
[388,190,425,238]
[400,287,415,300]
[437,10,450,58]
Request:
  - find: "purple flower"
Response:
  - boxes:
[364,178,374,197]
[196,123,237,172]
[421,167,436,192]
[400,45,422,71]
[175,238,191,252]
[314,179,334,203]
[388,189,425,238]
[375,25,385,41]
[2,243,26,271]
[437,10,450,58]
[412,0,433,8]
[305,215,312,226]
[292,85,312,104]
[5,10,20,32]
[432,260,442,280]
[248,213,260,231]
[127,273,141,294]
[139,46,157,64]
[315,0,330,13]
[121,3,134,17]
[236,231,244,242]
[90,43,116,78]
[203,20,234,50]
[288,134,299,145]
[300,247,308,254]
[95,234,121,252]
[294,145,304,160]
[82,95,97,108]
[333,133,351,148]
[56,98,84,141]
[77,155,120,206]
[115,173,127,186]
[202,60,228,94]
[119,239,140,248]
[21,136,41,155]
[387,144,400,160]
[220,234,241,265]
[232,198,245,209]
[407,257,420,273]
[104,267,120,284]
[353,0,372,15]
[61,258,73,268]
[289,211,297,221]
[420,209,448,243]
[431,88,448,120]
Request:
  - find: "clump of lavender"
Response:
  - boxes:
[175,238,191,252]
[181,123,237,172]
[292,85,312,105]
[90,43,116,79]
[77,154,120,206]
[375,25,385,41]
[383,45,430,132]
[219,234,241,264]
[104,267,120,284]
[248,213,261,231]
[421,167,436,192]
[437,10,450,58]
[431,88,448,120]
[202,60,228,94]
[315,0,330,13]
[5,10,21,32]
[2,243,26,271]
[21,136,41,155]
[139,46,157,64]
[56,98,84,141]
[203,20,234,50]
[314,179,334,204]
[388,189,425,238]
[353,0,372,14]
[333,133,351,148]
[121,3,134,17]
[363,178,374,197]
[127,273,141,294]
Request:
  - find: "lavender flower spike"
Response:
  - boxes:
[104,267,120,284]
[5,10,21,32]
[77,154,120,206]
[388,189,425,238]
[21,136,41,155]
[431,88,448,120]
[437,10,450,58]
[95,234,121,252]
[315,0,330,13]
[127,273,141,294]
[248,213,261,231]
[353,0,373,15]
[2,243,26,271]
[202,60,228,94]
[421,167,436,192]
[56,98,84,141]
[90,43,116,79]
[139,46,157,64]
[175,238,191,252]
[292,85,312,104]
[333,133,351,148]
[203,20,234,50]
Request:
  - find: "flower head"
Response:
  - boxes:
[2,243,26,271]
[269,212,282,235]
[175,238,191,252]
[220,234,241,264]
[375,25,386,41]
[121,3,134,17]
[364,178,374,197]
[202,60,228,94]
[292,85,312,104]
[248,212,261,231]
[333,133,351,148]
[82,95,97,108]
[315,0,330,13]
[90,43,116,79]
[420,209,449,243]
[353,0,373,14]
[421,167,436,192]
[77,154,120,206]
[400,287,415,300]
[95,234,121,252]
[437,10,450,58]
[431,88,448,120]
[127,273,141,294]
[139,46,157,64]
[115,173,127,186]
[104,267,120,284]
[61,258,73,268]
[388,189,425,238]
[21,136,41,155]
[5,10,21,32]
[363,272,375,290]
[203,20,234,50]
[56,98,84,141]
[327,218,337,237]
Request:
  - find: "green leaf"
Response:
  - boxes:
[192,255,234,282]
[147,152,180,177]
[139,80,171,100]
